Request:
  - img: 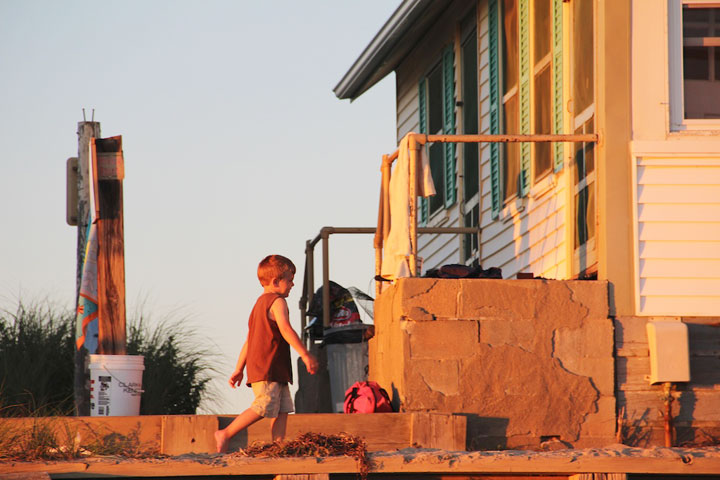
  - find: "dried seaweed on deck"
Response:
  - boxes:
[234,432,370,480]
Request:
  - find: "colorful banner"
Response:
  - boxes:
[76,217,99,353]
[76,139,99,353]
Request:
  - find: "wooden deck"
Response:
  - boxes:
[2,447,720,478]
[2,414,719,478]
[0,413,465,456]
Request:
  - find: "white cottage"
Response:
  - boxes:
[335,0,720,319]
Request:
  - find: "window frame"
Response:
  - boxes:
[669,0,720,131]
[530,0,554,183]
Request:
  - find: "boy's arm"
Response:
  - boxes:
[270,297,318,374]
[229,339,248,388]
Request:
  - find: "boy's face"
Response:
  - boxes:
[274,272,294,298]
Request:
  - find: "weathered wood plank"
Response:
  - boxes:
[221,413,417,452]
[0,416,162,449]
[570,475,627,480]
[618,390,720,422]
[161,415,217,455]
[3,449,720,476]
[0,473,52,480]
[411,413,466,451]
[1,413,464,457]
[275,475,329,480]
[93,136,127,355]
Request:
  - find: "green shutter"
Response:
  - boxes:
[552,0,564,172]
[442,45,456,208]
[489,0,500,219]
[418,79,429,225]
[519,0,531,196]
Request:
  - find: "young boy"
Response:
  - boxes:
[214,255,318,453]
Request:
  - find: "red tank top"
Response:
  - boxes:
[246,292,292,385]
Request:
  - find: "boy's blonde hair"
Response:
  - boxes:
[257,255,296,286]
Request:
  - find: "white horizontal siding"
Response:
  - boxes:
[418,212,461,271]
[640,296,720,316]
[635,162,720,316]
[639,222,720,241]
[637,184,719,204]
[639,241,720,259]
[640,278,720,296]
[639,258,720,278]
[397,85,419,141]
[638,203,720,222]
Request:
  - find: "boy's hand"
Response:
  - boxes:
[302,353,319,375]
[228,369,244,388]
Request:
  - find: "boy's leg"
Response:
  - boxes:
[271,383,294,442]
[271,412,288,442]
[214,407,263,453]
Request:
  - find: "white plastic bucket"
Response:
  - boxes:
[88,354,145,416]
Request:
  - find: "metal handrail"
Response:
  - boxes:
[299,225,480,344]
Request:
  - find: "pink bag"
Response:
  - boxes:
[343,381,393,413]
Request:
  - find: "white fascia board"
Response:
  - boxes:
[334,0,430,101]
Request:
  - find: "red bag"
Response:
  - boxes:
[343,381,393,413]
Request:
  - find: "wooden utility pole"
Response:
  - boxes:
[92,136,127,355]
[74,121,101,416]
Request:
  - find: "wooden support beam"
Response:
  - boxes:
[74,121,101,416]
[92,136,127,355]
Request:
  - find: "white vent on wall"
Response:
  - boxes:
[645,320,690,385]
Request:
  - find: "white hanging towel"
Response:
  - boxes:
[381,133,436,280]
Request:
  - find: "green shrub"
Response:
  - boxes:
[0,301,76,416]
[126,308,219,415]
[0,298,219,417]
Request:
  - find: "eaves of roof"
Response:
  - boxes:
[333,0,447,101]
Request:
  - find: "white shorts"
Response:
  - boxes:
[250,381,294,418]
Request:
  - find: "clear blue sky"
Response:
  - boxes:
[0,0,399,412]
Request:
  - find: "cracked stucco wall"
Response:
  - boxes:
[368,278,615,450]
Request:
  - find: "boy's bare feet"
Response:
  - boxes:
[214,430,229,453]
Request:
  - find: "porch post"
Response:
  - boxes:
[408,134,419,276]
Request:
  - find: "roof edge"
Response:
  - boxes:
[333,0,430,101]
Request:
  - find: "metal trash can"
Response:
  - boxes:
[324,324,371,413]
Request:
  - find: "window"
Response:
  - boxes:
[532,0,553,180]
[683,5,720,118]
[464,204,480,259]
[502,0,520,200]
[427,65,446,215]
[571,0,596,275]
[670,1,720,128]
[490,0,562,217]
[418,47,456,223]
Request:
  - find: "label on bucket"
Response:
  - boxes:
[120,380,142,397]
[98,375,111,415]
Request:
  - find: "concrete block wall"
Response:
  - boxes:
[369,278,616,450]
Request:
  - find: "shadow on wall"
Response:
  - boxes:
[464,415,509,450]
